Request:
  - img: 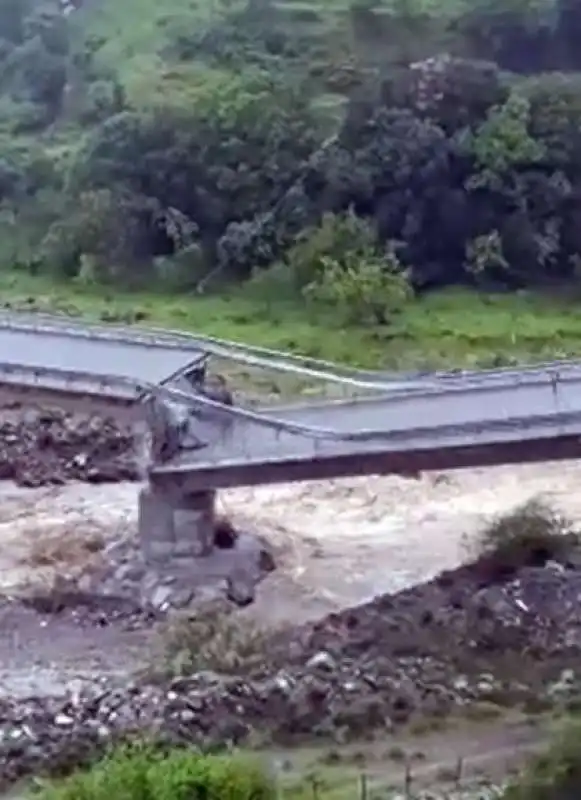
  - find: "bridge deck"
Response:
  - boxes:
[0,319,206,385]
[151,371,581,490]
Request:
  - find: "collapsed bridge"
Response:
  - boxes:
[2,310,581,567]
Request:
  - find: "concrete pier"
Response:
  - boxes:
[138,484,216,565]
[133,482,272,609]
[173,490,215,557]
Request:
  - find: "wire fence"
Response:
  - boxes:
[269,756,508,800]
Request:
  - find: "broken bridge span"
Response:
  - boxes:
[1,310,581,569]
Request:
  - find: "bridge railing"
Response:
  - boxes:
[2,309,581,393]
[0,310,430,391]
[155,367,578,443]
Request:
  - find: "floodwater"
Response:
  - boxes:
[2,461,581,622]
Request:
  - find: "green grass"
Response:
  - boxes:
[3,272,581,372]
[71,0,225,79]
[68,0,466,110]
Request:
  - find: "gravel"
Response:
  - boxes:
[1,549,581,787]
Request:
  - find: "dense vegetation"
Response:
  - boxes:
[3,0,581,334]
[37,744,276,800]
[6,5,581,797]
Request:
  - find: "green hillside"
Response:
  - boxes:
[0,0,579,368]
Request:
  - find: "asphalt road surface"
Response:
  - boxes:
[0,326,204,385]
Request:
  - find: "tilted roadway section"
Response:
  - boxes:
[2,309,579,393]
[152,367,581,492]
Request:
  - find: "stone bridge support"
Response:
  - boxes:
[138,484,216,565]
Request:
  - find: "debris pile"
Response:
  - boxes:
[0,409,140,486]
[2,553,581,786]
[33,518,277,612]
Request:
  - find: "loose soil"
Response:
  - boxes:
[0,406,139,488]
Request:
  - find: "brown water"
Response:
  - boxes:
[1,461,580,624]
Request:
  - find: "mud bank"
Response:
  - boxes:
[1,544,581,788]
[0,408,139,487]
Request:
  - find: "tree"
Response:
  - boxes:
[303,245,412,326]
[67,73,320,276]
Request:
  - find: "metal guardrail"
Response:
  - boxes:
[0,311,427,390]
[0,313,202,350]
[2,309,581,392]
[156,366,581,442]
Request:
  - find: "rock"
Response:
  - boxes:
[560,668,576,683]
[54,714,74,727]
[306,651,336,672]
[150,586,175,612]
[226,570,255,607]
[71,525,274,616]
[453,675,469,691]
[115,564,147,584]
[548,668,578,699]
[169,589,195,608]
[3,552,581,788]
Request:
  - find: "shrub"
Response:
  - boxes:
[465,230,508,280]
[148,750,274,800]
[501,716,581,800]
[3,35,66,111]
[303,244,412,326]
[153,243,208,290]
[285,209,377,289]
[468,498,579,571]
[466,90,545,190]
[39,189,162,282]
[0,96,51,133]
[79,79,125,125]
[397,55,506,134]
[246,261,302,307]
[151,600,269,678]
[452,0,558,73]
[37,743,275,800]
[522,72,581,169]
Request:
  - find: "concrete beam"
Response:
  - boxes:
[152,432,581,492]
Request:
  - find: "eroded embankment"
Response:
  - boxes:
[0,528,579,788]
